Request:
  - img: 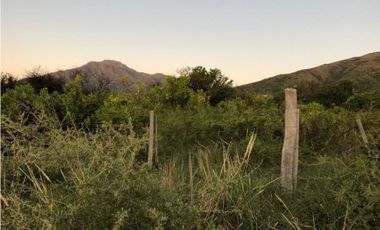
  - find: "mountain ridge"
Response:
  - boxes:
[237,52,380,94]
[48,60,167,92]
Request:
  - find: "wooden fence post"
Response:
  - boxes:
[281,88,299,191]
[148,110,154,166]
[155,114,158,164]
[356,118,371,157]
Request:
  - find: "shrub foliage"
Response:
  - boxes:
[1,70,379,229]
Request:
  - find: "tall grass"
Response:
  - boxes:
[1,113,379,229]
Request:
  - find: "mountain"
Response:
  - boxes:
[238,52,380,94]
[23,60,167,92]
[52,60,167,91]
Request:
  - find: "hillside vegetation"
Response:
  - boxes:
[1,64,380,229]
[238,52,380,96]
[18,60,166,93]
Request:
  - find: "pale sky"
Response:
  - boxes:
[1,0,380,85]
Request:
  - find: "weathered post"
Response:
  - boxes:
[155,114,158,163]
[356,118,370,157]
[148,110,154,166]
[281,88,299,191]
[292,109,300,190]
[189,153,193,205]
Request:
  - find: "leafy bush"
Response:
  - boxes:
[1,116,196,229]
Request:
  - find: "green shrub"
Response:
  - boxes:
[1,116,196,229]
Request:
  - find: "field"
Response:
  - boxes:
[1,71,380,229]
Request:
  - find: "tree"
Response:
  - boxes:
[314,80,356,106]
[22,68,64,93]
[180,66,234,105]
[1,72,18,94]
[162,76,193,107]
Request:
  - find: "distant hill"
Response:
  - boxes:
[22,60,167,92]
[238,52,380,94]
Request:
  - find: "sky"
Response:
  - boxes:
[1,0,380,85]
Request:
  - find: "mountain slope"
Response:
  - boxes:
[238,52,380,94]
[48,60,166,92]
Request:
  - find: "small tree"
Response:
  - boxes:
[314,80,355,106]
[180,66,234,105]
[162,76,193,107]
[1,72,18,94]
[22,68,64,93]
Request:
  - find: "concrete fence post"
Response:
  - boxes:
[281,88,299,191]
